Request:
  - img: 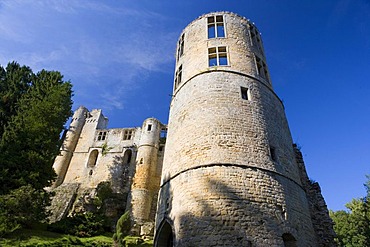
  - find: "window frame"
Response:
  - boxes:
[123,129,134,140]
[208,46,229,67]
[207,15,226,39]
[248,24,264,55]
[96,131,107,141]
[174,65,182,89]
[177,33,185,60]
[254,55,270,83]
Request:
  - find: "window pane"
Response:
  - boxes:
[207,16,215,24]
[208,25,215,38]
[208,47,216,54]
[216,15,223,22]
[217,24,225,37]
[218,46,226,52]
[209,57,217,67]
[219,54,228,65]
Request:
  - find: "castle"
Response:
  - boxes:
[52,12,335,246]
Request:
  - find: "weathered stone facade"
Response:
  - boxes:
[51,11,335,247]
[154,12,335,246]
[51,106,166,234]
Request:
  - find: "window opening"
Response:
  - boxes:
[123,149,132,164]
[123,129,134,140]
[208,15,225,38]
[208,46,228,67]
[87,150,99,168]
[270,146,277,162]
[159,145,164,152]
[147,124,152,131]
[177,33,185,60]
[175,65,182,89]
[249,24,264,54]
[97,131,107,141]
[139,158,144,164]
[241,87,251,100]
[89,169,93,176]
[255,56,270,82]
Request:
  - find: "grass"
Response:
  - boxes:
[0,228,153,247]
[0,228,113,246]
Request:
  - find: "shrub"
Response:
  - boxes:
[0,185,51,237]
[48,212,106,237]
[114,211,132,246]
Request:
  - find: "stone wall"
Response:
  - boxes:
[156,11,321,246]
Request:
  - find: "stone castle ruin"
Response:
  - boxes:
[51,12,335,246]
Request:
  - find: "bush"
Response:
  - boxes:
[113,211,132,246]
[48,212,106,237]
[0,185,51,237]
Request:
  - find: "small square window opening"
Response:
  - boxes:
[241,87,250,100]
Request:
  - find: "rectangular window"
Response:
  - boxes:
[241,87,250,100]
[208,46,228,67]
[123,129,134,140]
[208,15,225,38]
[175,65,182,89]
[177,33,185,60]
[249,24,263,54]
[255,55,270,82]
[147,124,152,131]
[97,131,107,141]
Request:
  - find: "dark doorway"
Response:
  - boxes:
[282,233,297,247]
[155,220,174,247]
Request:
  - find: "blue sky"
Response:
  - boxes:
[0,0,369,211]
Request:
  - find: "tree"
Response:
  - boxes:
[0,62,73,235]
[330,175,370,247]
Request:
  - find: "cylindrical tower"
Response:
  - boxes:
[155,12,317,246]
[52,106,87,187]
[131,118,162,227]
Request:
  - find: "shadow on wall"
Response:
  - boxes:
[155,170,298,247]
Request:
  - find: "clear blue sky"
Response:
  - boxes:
[0,0,369,211]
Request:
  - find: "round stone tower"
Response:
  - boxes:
[53,106,87,187]
[155,12,318,246]
[131,118,163,230]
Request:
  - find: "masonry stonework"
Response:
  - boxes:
[154,12,335,246]
[51,11,335,247]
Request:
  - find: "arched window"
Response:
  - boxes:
[282,233,297,247]
[87,150,99,168]
[155,220,174,247]
[123,149,132,164]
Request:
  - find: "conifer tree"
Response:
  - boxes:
[0,62,73,235]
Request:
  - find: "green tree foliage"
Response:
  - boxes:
[0,62,73,235]
[330,175,370,247]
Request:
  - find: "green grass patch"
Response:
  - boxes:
[0,228,113,246]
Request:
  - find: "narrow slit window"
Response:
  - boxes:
[177,33,185,60]
[241,87,250,100]
[208,46,228,67]
[208,15,225,38]
[270,146,277,162]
